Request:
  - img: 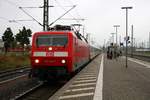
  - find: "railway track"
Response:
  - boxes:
[0,67,30,84]
[0,69,73,100]
[12,55,100,100]
[0,77,42,100]
[0,66,29,75]
[129,54,150,62]
[0,67,46,100]
[13,81,44,100]
[15,81,66,100]
[0,54,100,100]
[0,68,72,100]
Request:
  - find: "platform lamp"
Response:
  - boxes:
[113,25,120,45]
[121,6,133,68]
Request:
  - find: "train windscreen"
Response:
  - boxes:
[36,34,68,46]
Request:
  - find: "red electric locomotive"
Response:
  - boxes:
[30,25,90,79]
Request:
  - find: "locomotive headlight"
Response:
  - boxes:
[61,59,66,64]
[35,59,39,63]
[48,47,52,51]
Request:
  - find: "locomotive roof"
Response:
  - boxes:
[34,31,88,43]
[34,31,74,34]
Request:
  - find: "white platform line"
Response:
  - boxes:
[65,87,95,93]
[74,79,96,83]
[128,58,150,68]
[59,92,94,100]
[70,83,96,87]
[77,77,96,80]
[93,54,104,100]
[83,71,96,72]
[79,74,96,77]
[82,71,96,73]
[81,73,96,76]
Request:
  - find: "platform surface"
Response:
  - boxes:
[49,54,150,100]
[103,55,150,100]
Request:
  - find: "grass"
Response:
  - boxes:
[0,52,30,71]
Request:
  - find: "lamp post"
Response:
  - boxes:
[149,32,150,49]
[111,33,115,44]
[131,25,134,57]
[113,25,120,45]
[121,6,133,68]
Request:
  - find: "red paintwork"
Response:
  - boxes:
[31,31,90,74]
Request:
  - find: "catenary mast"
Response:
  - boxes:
[43,0,49,31]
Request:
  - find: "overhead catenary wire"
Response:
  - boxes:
[59,18,85,21]
[21,6,54,9]
[65,0,86,37]
[4,0,20,7]
[65,0,82,19]
[20,6,43,9]
[67,0,74,5]
[0,17,24,26]
[2,0,83,29]
[54,0,80,23]
[19,7,43,26]
[9,19,34,22]
[0,17,9,21]
[21,5,74,8]
[2,0,37,27]
[49,5,76,26]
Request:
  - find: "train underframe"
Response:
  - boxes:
[29,66,71,80]
[29,57,92,80]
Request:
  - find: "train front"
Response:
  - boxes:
[30,31,72,79]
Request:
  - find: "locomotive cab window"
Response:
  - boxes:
[36,34,68,47]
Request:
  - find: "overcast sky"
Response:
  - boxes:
[0,0,150,47]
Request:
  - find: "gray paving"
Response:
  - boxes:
[103,56,150,100]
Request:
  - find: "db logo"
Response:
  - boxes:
[46,52,54,56]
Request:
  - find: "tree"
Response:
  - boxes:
[2,27,14,53]
[16,26,32,48]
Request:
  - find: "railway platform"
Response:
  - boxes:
[49,54,150,100]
